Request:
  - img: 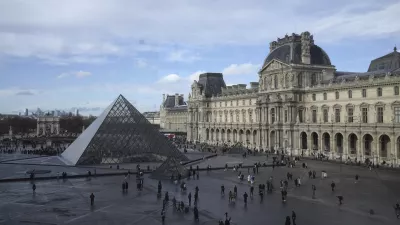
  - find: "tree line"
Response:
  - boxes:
[0,116,96,135]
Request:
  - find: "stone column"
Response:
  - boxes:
[375,135,380,164]
[357,134,362,161]
[331,134,335,157]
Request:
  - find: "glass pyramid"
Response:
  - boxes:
[61,94,188,165]
[151,157,189,180]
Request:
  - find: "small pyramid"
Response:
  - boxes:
[61,94,188,165]
[151,157,188,180]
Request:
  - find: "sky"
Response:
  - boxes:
[0,0,399,116]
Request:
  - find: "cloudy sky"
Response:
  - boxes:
[0,0,399,115]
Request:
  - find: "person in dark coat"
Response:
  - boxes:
[90,193,95,206]
[243,192,248,204]
[193,206,199,221]
[32,184,36,193]
[292,211,297,225]
[188,192,192,206]
[285,215,291,225]
[331,181,336,192]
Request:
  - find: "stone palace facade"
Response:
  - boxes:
[186,31,400,165]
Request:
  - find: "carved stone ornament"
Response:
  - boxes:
[385,72,391,80]
[369,74,375,82]
[341,78,346,84]
[354,76,359,82]
[266,61,284,71]
[279,74,285,87]
[328,79,333,86]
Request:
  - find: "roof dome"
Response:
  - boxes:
[262,42,331,68]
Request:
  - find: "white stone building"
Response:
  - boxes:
[160,93,188,133]
[187,31,400,165]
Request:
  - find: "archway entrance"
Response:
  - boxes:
[245,130,251,147]
[233,130,237,143]
[335,133,343,153]
[300,132,307,149]
[239,130,244,143]
[363,134,373,156]
[323,133,330,151]
[253,130,257,146]
[311,132,318,150]
[210,129,214,141]
[221,129,225,143]
[379,135,391,158]
[216,129,220,142]
[348,133,358,154]
[206,129,209,141]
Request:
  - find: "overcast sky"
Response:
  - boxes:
[0,0,399,115]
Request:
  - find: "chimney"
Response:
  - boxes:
[175,93,179,106]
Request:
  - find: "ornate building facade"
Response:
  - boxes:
[187,31,400,165]
[160,93,188,133]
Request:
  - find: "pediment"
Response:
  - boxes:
[260,59,289,72]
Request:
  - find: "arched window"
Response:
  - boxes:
[394,86,399,96]
[298,73,303,87]
[312,94,316,101]
[271,108,276,123]
[335,91,339,99]
[377,87,382,97]
[323,93,327,100]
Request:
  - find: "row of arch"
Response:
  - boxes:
[299,132,398,158]
[205,128,258,145]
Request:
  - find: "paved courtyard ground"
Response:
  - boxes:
[0,156,399,224]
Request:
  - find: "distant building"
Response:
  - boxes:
[24,108,29,116]
[143,111,160,126]
[160,93,188,133]
[75,109,80,116]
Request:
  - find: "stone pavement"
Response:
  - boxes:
[0,157,400,224]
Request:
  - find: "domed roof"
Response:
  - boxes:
[262,43,331,68]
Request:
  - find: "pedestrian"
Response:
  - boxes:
[291,211,297,225]
[90,193,95,206]
[355,174,359,183]
[337,195,343,205]
[243,192,248,204]
[285,215,291,225]
[196,171,199,179]
[234,185,237,195]
[250,186,254,197]
[194,192,198,205]
[188,192,192,206]
[331,181,336,191]
[308,171,312,178]
[312,185,316,198]
[32,184,36,193]
[393,202,400,219]
[221,185,225,196]
[194,206,199,221]
[161,209,166,223]
[312,171,316,179]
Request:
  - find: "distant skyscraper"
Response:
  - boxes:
[75,109,79,116]
[24,108,28,116]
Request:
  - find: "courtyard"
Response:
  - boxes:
[0,155,399,225]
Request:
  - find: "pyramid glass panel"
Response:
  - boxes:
[61,95,188,165]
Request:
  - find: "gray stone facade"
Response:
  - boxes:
[187,31,400,165]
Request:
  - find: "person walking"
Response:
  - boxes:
[243,192,248,204]
[337,195,344,205]
[194,206,199,221]
[292,211,297,225]
[312,185,316,198]
[331,181,336,192]
[90,193,95,206]
[250,186,254,197]
[188,192,192,206]
[221,185,225,196]
[32,184,36,193]
[285,216,291,225]
[355,174,359,183]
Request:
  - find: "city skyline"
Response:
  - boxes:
[0,0,399,116]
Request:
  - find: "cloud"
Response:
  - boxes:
[158,74,182,83]
[15,90,36,96]
[222,63,260,76]
[57,70,92,79]
[166,50,201,63]
[134,58,147,68]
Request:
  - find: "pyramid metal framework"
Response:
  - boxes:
[151,157,189,180]
[61,95,188,165]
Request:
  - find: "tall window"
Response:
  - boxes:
[394,107,400,123]
[274,75,278,89]
[347,108,353,123]
[312,94,316,101]
[362,108,368,123]
[311,73,317,86]
[395,86,399,96]
[335,108,341,123]
[242,100,245,105]
[284,110,288,123]
[323,93,327,100]
[335,91,339,99]
[249,112,253,122]
[377,107,384,123]
[299,94,303,102]
[249,99,252,105]
[348,90,352,99]
[298,109,303,123]
[298,73,303,87]
[362,89,367,98]
[377,87,382,97]
[225,102,227,106]
[271,108,275,123]
[312,110,317,123]
[323,109,328,123]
